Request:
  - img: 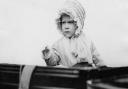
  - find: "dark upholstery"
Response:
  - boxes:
[0,64,128,89]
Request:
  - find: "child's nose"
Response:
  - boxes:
[64,23,70,27]
[64,27,70,30]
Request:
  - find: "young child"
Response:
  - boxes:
[42,0,105,68]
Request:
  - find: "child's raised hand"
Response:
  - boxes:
[42,46,50,59]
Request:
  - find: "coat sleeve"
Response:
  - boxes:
[43,41,62,66]
[91,41,105,67]
[46,48,61,66]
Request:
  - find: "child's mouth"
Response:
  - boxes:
[64,31,70,34]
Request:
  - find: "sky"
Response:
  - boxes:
[0,0,128,67]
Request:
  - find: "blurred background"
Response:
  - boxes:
[0,0,128,67]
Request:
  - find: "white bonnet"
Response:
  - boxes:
[56,0,86,37]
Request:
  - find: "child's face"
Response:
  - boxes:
[61,16,77,38]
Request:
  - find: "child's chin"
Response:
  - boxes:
[64,34,72,38]
[65,36,72,39]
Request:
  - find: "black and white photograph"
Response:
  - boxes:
[0,0,128,89]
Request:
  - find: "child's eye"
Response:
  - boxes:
[68,20,75,24]
[60,20,76,24]
[59,21,66,24]
[61,21,66,24]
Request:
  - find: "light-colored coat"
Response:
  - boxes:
[50,32,104,67]
[43,0,104,67]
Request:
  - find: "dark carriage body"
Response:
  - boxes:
[0,64,128,89]
[0,64,87,89]
[0,64,21,89]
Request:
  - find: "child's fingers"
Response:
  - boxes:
[42,46,50,58]
[45,46,48,50]
[45,46,50,53]
[42,49,46,55]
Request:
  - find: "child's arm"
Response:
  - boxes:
[42,47,61,66]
